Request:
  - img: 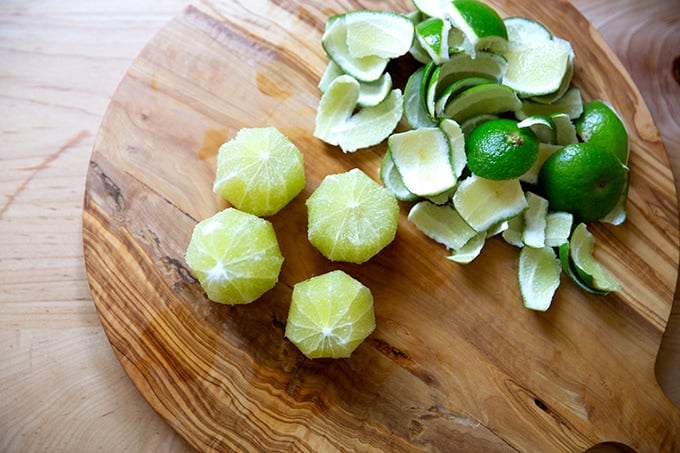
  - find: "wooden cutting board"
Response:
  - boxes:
[82,0,680,450]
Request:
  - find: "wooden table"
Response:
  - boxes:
[1,0,678,451]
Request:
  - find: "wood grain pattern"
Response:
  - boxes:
[81,0,680,451]
[1,0,677,451]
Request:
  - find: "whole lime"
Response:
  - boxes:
[574,100,629,164]
[465,118,539,180]
[537,142,627,223]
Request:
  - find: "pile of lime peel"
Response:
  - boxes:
[313,0,630,311]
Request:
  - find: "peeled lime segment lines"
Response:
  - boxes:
[184,208,284,305]
[213,127,305,217]
[285,270,376,359]
[306,168,399,264]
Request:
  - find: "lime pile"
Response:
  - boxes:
[313,0,630,311]
[187,128,394,359]
[186,1,632,363]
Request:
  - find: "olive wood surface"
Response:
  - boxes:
[82,0,680,450]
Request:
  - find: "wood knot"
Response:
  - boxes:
[673,56,680,85]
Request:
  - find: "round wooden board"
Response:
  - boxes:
[82,0,680,450]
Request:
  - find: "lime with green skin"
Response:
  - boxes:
[575,100,629,164]
[537,142,627,224]
[465,118,539,180]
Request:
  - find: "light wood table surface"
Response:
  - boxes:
[1,0,678,451]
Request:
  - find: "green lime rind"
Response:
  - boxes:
[416,16,452,64]
[388,127,456,197]
[569,223,621,292]
[502,38,574,98]
[439,118,467,179]
[502,214,525,248]
[544,211,573,248]
[517,115,555,144]
[322,14,389,82]
[437,51,508,89]
[460,114,498,136]
[600,166,630,226]
[518,245,561,312]
[444,83,522,123]
[408,201,477,250]
[380,149,419,202]
[344,10,415,59]
[331,88,404,152]
[452,175,528,233]
[504,16,553,48]
[550,113,578,146]
[318,61,393,107]
[435,76,494,118]
[447,232,486,264]
[558,242,610,296]
[404,66,439,129]
[516,86,584,120]
[314,74,360,146]
[522,191,549,248]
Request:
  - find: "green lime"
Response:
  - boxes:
[184,208,284,305]
[285,270,376,359]
[465,118,539,180]
[537,142,627,223]
[575,100,629,164]
[403,65,438,129]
